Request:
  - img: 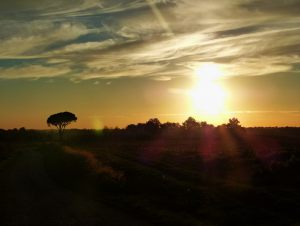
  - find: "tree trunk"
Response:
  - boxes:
[58,127,63,142]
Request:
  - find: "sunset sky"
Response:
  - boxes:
[1,0,300,129]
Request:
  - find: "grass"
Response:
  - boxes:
[0,127,300,225]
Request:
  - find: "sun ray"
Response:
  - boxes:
[145,0,173,36]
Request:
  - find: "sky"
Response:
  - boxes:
[0,0,300,129]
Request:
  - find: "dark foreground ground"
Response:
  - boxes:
[0,127,299,226]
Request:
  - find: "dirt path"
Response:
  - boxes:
[0,148,151,226]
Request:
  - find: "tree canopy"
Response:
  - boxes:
[47,112,77,138]
[227,117,241,129]
[182,117,200,130]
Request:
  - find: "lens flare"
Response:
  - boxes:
[92,117,103,130]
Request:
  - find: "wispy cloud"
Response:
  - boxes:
[0,0,299,80]
[0,65,71,79]
[0,64,71,79]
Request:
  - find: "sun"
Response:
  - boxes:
[191,82,226,115]
[190,63,227,117]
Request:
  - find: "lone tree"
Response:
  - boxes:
[47,112,77,139]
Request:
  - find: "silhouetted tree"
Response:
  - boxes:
[182,117,200,130]
[146,118,161,131]
[126,124,136,131]
[47,112,77,139]
[227,117,241,129]
[161,122,180,130]
[199,121,215,130]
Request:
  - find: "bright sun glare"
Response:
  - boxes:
[190,63,227,117]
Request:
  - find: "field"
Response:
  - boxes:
[0,127,299,226]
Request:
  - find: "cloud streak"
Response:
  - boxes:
[0,0,299,80]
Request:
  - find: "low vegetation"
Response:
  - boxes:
[0,118,299,226]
